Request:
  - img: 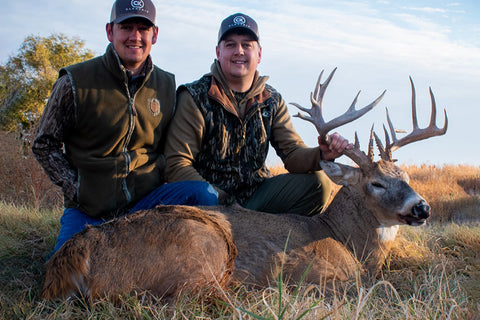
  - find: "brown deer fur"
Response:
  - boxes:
[204,159,427,287]
[42,205,237,301]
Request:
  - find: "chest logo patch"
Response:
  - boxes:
[149,98,161,116]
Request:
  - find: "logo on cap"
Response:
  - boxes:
[131,0,144,9]
[233,15,246,25]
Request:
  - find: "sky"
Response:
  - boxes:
[1,0,479,167]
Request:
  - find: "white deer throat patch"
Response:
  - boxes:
[376,225,399,242]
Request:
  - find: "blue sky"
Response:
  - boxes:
[1,0,479,166]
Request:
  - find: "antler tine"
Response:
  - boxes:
[429,86,448,134]
[386,77,448,153]
[315,89,385,145]
[313,67,336,103]
[377,123,394,161]
[367,125,376,162]
[291,68,387,168]
[291,68,338,139]
[292,76,386,144]
[354,131,360,149]
[410,76,419,129]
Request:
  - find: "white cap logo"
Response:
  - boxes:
[131,0,144,9]
[233,15,246,25]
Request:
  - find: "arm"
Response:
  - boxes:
[31,75,77,201]
[164,89,230,202]
[164,88,207,182]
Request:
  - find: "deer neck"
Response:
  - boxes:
[314,186,399,272]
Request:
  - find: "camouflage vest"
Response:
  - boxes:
[182,75,280,204]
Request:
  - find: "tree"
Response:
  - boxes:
[0,34,94,138]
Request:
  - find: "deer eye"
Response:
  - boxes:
[371,182,386,189]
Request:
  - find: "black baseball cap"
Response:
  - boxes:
[110,0,156,25]
[218,13,259,43]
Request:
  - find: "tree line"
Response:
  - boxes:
[0,34,94,147]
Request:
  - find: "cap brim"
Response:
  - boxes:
[219,27,258,43]
[113,15,155,25]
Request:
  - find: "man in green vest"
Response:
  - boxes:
[164,13,352,215]
[32,0,218,253]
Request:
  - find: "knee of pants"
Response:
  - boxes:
[315,170,333,202]
[192,181,219,206]
[54,208,103,253]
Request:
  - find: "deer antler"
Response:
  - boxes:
[290,68,385,167]
[376,77,448,161]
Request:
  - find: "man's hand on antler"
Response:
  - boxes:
[318,132,353,161]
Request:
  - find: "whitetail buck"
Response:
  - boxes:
[219,68,448,286]
[42,69,447,300]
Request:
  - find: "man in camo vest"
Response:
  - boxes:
[32,0,218,253]
[164,13,351,215]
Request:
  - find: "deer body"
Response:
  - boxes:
[220,205,362,286]
[216,159,422,286]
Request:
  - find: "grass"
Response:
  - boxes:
[1,211,478,319]
[1,131,480,319]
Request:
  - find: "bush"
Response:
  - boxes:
[0,131,62,210]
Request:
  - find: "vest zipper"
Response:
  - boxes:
[122,91,136,203]
[122,73,149,204]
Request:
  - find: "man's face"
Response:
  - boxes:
[106,18,158,73]
[216,33,262,89]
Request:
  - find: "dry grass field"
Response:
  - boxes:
[1,131,479,319]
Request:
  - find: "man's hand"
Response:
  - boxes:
[318,132,353,161]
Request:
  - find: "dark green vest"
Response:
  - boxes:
[62,44,175,217]
[182,75,280,204]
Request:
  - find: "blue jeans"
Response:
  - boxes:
[53,181,218,253]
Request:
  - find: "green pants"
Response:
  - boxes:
[243,171,332,216]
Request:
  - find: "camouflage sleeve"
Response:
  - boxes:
[164,89,207,182]
[31,74,78,201]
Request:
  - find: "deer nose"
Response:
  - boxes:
[412,200,430,219]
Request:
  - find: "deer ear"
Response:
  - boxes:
[320,161,361,186]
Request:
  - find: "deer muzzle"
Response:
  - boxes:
[412,200,431,220]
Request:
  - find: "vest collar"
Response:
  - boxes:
[103,44,154,84]
[208,60,271,118]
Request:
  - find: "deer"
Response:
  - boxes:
[42,68,447,300]
[216,68,448,287]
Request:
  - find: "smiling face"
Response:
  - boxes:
[216,32,262,92]
[106,18,158,75]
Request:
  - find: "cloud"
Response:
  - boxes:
[1,0,479,165]
[402,6,448,14]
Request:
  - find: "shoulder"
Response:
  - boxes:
[61,56,102,74]
[182,75,211,90]
[178,75,211,98]
[264,83,282,100]
[54,73,72,89]
[152,65,175,83]
[259,83,283,111]
[149,66,176,93]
